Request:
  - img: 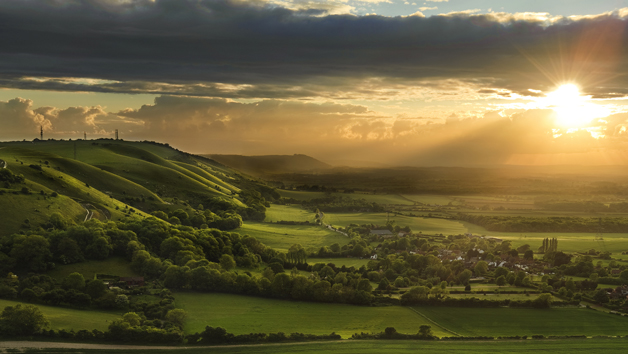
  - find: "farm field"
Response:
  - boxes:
[174,292,446,338]
[447,293,538,301]
[265,204,314,223]
[11,338,628,353]
[0,299,120,331]
[461,222,628,254]
[278,190,415,205]
[308,257,370,268]
[238,222,350,252]
[414,306,628,337]
[400,195,457,205]
[323,212,468,235]
[46,257,140,280]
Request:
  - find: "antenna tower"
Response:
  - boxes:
[115,129,119,140]
[40,126,43,140]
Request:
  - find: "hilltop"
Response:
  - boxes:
[207,154,331,177]
[0,139,276,236]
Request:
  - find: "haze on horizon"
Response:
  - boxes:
[2,0,628,167]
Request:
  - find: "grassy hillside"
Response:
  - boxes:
[208,154,331,176]
[0,139,270,236]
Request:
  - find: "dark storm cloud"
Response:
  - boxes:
[1,0,628,98]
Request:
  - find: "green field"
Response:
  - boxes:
[324,213,468,235]
[308,257,370,268]
[401,195,456,205]
[174,292,447,338]
[265,205,315,223]
[0,299,120,331]
[414,306,628,337]
[9,338,628,354]
[46,257,140,281]
[238,222,349,252]
[461,222,628,254]
[278,190,415,205]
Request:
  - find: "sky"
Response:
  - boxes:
[3,0,628,166]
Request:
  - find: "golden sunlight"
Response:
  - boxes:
[545,83,609,128]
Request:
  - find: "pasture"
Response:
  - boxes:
[0,299,120,331]
[10,339,628,354]
[265,205,314,223]
[308,257,371,268]
[413,306,628,337]
[46,257,140,281]
[278,190,415,205]
[323,212,468,235]
[238,222,349,252]
[174,292,446,338]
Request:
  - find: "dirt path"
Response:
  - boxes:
[0,340,347,351]
[406,307,461,337]
[81,204,94,222]
[0,159,6,169]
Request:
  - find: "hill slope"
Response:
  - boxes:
[0,140,274,236]
[207,154,331,176]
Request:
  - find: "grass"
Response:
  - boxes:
[308,258,371,268]
[0,190,85,237]
[0,299,121,331]
[46,257,140,281]
[414,306,628,337]
[323,213,468,235]
[174,292,447,338]
[400,195,456,205]
[265,205,315,223]
[238,222,350,253]
[10,339,628,353]
[278,190,415,205]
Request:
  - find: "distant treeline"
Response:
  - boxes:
[279,195,385,213]
[536,200,628,213]
[456,214,628,233]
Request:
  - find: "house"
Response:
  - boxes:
[120,277,145,287]
[370,254,378,260]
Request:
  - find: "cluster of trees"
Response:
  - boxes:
[0,168,24,187]
[540,238,558,254]
[536,200,628,213]
[186,326,341,345]
[457,214,628,233]
[150,208,243,231]
[158,260,374,305]
[351,326,435,340]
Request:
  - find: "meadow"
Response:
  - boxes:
[238,222,349,252]
[278,190,415,205]
[174,292,447,338]
[323,212,468,235]
[0,299,120,331]
[46,257,140,281]
[264,204,314,223]
[9,339,628,354]
[413,306,628,337]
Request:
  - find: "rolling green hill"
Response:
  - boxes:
[0,139,271,236]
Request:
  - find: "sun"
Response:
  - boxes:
[546,84,608,128]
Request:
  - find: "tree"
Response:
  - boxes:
[474,261,488,276]
[165,309,187,329]
[417,325,433,338]
[63,272,86,291]
[457,269,472,285]
[85,279,107,299]
[220,254,236,271]
[0,304,49,335]
[10,235,51,272]
[523,250,534,260]
[496,275,506,287]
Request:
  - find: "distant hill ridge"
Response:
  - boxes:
[207,154,331,176]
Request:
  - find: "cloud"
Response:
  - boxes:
[0,98,50,140]
[0,1,628,100]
